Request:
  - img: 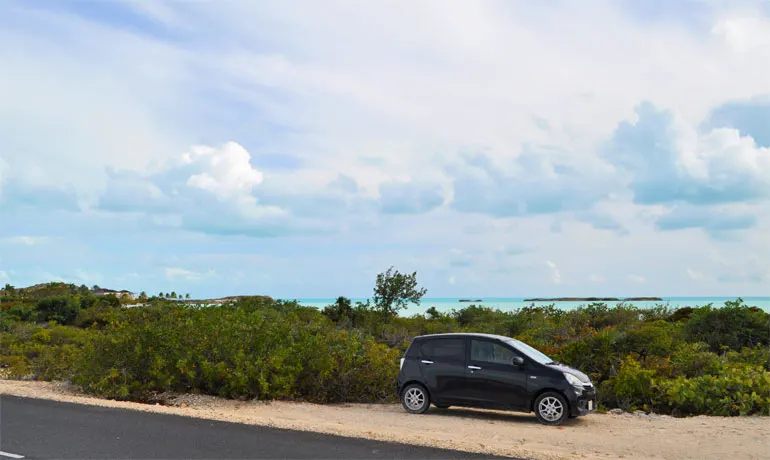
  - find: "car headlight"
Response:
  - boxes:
[563,372,584,389]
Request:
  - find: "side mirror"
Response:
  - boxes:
[512,356,525,366]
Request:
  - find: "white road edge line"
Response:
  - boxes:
[0,451,24,459]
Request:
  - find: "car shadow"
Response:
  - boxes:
[427,406,588,426]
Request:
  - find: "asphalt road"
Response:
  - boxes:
[0,395,507,459]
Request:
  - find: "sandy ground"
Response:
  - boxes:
[1,380,768,460]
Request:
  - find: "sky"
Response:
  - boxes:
[0,0,769,300]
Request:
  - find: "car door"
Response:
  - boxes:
[418,337,470,403]
[466,338,528,409]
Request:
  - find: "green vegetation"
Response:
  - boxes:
[1,277,769,417]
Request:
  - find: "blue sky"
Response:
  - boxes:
[1,0,769,299]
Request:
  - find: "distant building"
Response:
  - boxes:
[92,288,137,300]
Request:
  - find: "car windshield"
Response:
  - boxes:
[504,338,555,365]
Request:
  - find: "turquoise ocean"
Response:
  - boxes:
[290,297,770,316]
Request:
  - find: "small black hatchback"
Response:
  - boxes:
[396,333,596,425]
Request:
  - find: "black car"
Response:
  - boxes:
[396,333,596,425]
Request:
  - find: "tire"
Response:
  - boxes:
[401,384,430,414]
[534,392,569,426]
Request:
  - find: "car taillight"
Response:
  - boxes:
[400,358,405,370]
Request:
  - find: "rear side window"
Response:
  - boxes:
[421,338,465,361]
[404,341,421,358]
[470,339,519,365]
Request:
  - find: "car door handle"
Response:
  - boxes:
[421,360,434,364]
[467,365,482,370]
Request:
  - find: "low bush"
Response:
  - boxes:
[2,282,768,417]
[72,302,399,403]
[658,365,770,416]
[684,300,770,352]
[0,322,92,380]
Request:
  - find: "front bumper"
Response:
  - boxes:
[568,385,597,416]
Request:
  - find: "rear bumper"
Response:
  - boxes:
[568,386,597,416]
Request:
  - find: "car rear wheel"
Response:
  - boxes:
[401,384,430,414]
[534,392,569,425]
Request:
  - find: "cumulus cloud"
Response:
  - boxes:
[378,181,445,214]
[703,95,770,148]
[183,142,264,202]
[2,1,770,296]
[655,205,757,234]
[96,142,324,237]
[449,147,612,217]
[573,210,629,235]
[605,102,770,206]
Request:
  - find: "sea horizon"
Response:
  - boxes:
[288,296,770,315]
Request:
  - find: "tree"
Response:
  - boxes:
[323,296,354,324]
[372,266,427,316]
[37,295,80,325]
[426,306,441,320]
[170,291,177,299]
[2,284,16,300]
[185,293,191,300]
[139,291,148,302]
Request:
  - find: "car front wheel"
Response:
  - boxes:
[534,392,569,425]
[401,384,430,414]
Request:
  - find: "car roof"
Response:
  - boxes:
[412,332,516,342]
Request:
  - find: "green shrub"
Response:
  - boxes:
[615,320,683,361]
[37,295,81,325]
[0,323,94,380]
[73,302,399,403]
[658,365,770,416]
[599,357,657,411]
[725,346,770,371]
[684,300,770,352]
[670,342,724,378]
[557,326,624,382]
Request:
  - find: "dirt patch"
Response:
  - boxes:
[2,380,768,460]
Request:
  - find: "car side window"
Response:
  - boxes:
[421,338,465,361]
[470,339,519,365]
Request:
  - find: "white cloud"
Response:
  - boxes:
[164,267,216,281]
[626,274,646,283]
[712,16,770,57]
[606,103,770,207]
[545,260,562,285]
[2,236,53,246]
[184,142,265,202]
[1,1,770,296]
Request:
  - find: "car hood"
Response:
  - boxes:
[548,363,592,384]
